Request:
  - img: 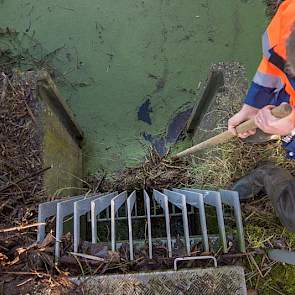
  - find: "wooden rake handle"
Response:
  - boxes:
[173,103,292,159]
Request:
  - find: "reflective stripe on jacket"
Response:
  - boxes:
[245,0,295,108]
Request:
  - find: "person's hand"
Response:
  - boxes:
[228,104,259,138]
[255,105,295,135]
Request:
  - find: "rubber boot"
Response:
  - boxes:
[232,162,295,232]
[231,163,268,200]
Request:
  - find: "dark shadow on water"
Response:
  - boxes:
[141,107,193,156]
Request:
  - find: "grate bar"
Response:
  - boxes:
[187,189,227,252]
[73,193,104,253]
[127,191,136,260]
[55,195,85,259]
[91,192,117,243]
[153,189,172,257]
[111,191,127,251]
[37,199,62,242]
[144,190,153,259]
[173,189,209,252]
[163,189,190,255]
[219,190,246,252]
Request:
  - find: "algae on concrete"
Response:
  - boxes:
[42,106,83,196]
[36,73,84,196]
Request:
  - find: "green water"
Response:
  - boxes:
[0,0,267,174]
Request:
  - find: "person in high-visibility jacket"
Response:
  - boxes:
[229,0,295,233]
[228,0,295,158]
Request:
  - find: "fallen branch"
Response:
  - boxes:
[0,222,45,233]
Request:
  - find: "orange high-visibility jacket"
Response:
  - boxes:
[245,0,295,108]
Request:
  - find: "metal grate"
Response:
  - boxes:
[37,188,245,260]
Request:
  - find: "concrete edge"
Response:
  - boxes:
[37,71,84,147]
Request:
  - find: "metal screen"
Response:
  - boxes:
[37,188,245,260]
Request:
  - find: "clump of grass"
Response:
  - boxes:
[262,264,295,294]
[189,138,295,190]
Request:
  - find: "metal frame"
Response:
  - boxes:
[163,189,190,255]
[111,191,127,251]
[37,198,64,242]
[185,188,228,252]
[73,193,105,253]
[173,189,209,252]
[37,187,245,262]
[127,191,136,260]
[91,192,117,243]
[144,190,153,259]
[55,195,85,259]
[219,190,245,252]
[153,189,172,257]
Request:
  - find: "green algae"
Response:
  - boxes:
[0,0,267,173]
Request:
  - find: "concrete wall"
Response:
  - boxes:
[38,73,84,196]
